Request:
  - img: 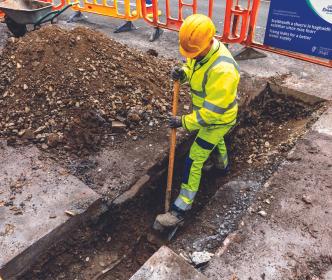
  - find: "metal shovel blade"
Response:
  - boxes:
[152,218,183,241]
[152,219,165,232]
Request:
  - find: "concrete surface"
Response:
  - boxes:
[238,52,332,101]
[0,142,100,279]
[204,107,332,279]
[130,246,208,280]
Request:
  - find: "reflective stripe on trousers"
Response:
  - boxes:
[173,121,235,211]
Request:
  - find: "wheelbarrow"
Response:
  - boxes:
[0,0,76,37]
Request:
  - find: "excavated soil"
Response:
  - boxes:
[19,88,325,280]
[0,26,174,155]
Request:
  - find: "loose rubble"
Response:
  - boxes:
[0,26,175,154]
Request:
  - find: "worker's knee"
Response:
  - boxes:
[190,137,215,161]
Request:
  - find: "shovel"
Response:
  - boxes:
[165,79,180,212]
[152,80,181,240]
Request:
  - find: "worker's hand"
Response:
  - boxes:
[168,116,182,128]
[171,66,185,81]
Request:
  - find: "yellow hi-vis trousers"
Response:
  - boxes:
[174,120,235,211]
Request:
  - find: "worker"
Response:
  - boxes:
[155,14,240,228]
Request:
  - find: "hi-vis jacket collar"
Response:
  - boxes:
[195,39,220,65]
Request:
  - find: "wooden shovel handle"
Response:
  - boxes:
[165,80,180,212]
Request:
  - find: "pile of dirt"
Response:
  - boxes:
[0,26,174,154]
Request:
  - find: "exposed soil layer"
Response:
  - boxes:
[19,88,325,280]
[0,26,175,154]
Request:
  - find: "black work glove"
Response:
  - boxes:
[171,66,185,81]
[168,116,182,128]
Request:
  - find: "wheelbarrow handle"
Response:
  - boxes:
[34,2,78,28]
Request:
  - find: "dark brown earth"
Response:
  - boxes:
[19,88,326,280]
[0,26,175,154]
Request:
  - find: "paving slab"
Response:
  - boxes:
[237,51,332,101]
[204,107,332,280]
[0,142,100,279]
[130,246,208,280]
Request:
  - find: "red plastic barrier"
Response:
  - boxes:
[142,0,203,30]
[222,0,253,43]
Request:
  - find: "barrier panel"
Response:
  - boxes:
[141,0,332,68]
[67,0,141,20]
[0,10,4,19]
[141,0,201,30]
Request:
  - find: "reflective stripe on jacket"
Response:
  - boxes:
[181,39,240,131]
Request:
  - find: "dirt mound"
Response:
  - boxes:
[0,26,173,154]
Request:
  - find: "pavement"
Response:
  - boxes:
[0,142,101,279]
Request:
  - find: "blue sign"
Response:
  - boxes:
[264,0,332,59]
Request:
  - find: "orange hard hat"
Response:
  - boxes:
[179,14,216,58]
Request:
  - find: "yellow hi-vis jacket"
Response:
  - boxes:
[181,39,240,131]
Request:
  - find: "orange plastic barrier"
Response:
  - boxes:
[222,0,255,43]
[0,10,4,19]
[141,0,331,68]
[67,0,141,20]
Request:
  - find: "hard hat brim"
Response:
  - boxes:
[179,45,202,59]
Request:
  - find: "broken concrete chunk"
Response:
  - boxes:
[190,251,214,267]
[130,246,208,280]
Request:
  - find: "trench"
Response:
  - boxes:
[19,85,326,280]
